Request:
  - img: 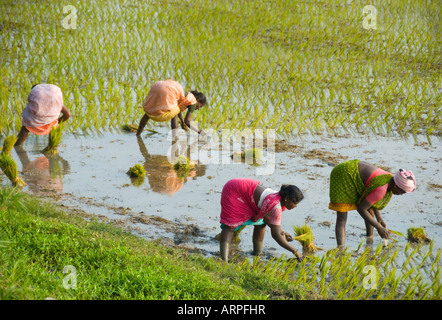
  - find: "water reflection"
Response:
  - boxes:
[14,146,70,195]
[136,136,206,196]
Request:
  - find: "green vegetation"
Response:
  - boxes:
[1,186,440,300]
[293,224,321,253]
[126,163,146,178]
[407,227,431,243]
[42,123,65,155]
[0,136,16,157]
[0,137,26,187]
[0,0,440,301]
[233,240,441,300]
[0,0,440,139]
[126,163,146,186]
[173,155,197,179]
[0,186,314,299]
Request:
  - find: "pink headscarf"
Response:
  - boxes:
[393,169,416,193]
[22,84,63,128]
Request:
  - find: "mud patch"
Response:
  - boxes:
[302,148,348,166]
[428,183,442,191]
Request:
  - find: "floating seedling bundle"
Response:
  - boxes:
[42,123,64,155]
[388,228,431,244]
[173,155,196,179]
[407,227,431,243]
[126,164,145,186]
[293,224,321,253]
[0,136,26,187]
[127,163,145,178]
[121,123,158,135]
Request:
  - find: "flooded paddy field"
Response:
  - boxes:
[3,129,441,261]
[1,0,441,298]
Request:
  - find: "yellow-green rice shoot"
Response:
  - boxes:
[0,153,26,187]
[293,224,321,253]
[407,227,431,243]
[42,123,64,155]
[1,136,17,156]
[173,155,196,179]
[127,164,146,178]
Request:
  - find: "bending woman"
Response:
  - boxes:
[329,159,416,246]
[136,79,207,136]
[219,178,304,262]
[15,84,71,146]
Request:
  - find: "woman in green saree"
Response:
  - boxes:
[329,160,416,246]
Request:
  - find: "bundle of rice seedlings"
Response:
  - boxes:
[173,155,196,178]
[1,136,17,156]
[407,227,431,243]
[293,224,321,253]
[0,153,26,187]
[126,164,145,178]
[122,123,159,135]
[232,148,262,164]
[126,164,145,186]
[232,225,246,243]
[214,225,245,244]
[42,123,64,155]
[121,123,138,132]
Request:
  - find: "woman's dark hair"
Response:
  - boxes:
[279,185,304,203]
[190,90,207,106]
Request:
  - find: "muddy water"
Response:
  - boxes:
[2,128,441,260]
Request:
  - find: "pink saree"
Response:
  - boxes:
[220,178,285,228]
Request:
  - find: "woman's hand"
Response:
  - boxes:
[280,231,293,242]
[294,249,303,262]
[378,218,387,228]
[376,225,390,239]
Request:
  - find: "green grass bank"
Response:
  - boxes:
[1,186,441,300]
[0,186,314,300]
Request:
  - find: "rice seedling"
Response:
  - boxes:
[292,224,321,253]
[232,225,245,244]
[126,164,145,187]
[0,136,26,187]
[0,153,26,187]
[0,0,439,140]
[126,164,145,178]
[120,123,138,133]
[173,155,196,179]
[42,123,64,155]
[407,227,431,243]
[215,225,245,244]
[121,123,158,135]
[0,135,17,156]
[388,229,406,238]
